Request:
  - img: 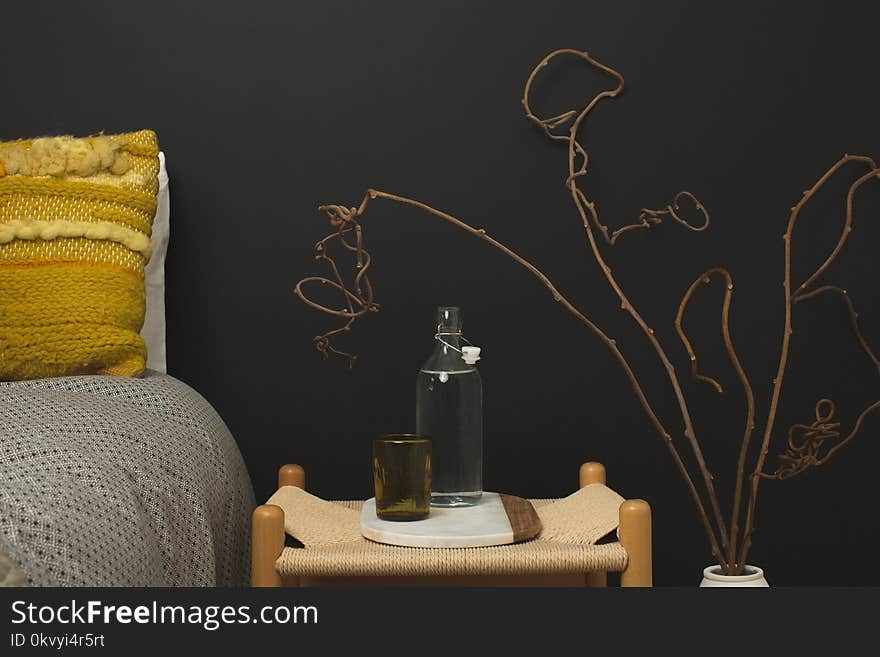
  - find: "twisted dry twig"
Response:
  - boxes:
[768,399,842,479]
[521,49,711,247]
[293,204,380,365]
[762,399,880,480]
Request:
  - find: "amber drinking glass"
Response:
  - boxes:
[372,435,432,521]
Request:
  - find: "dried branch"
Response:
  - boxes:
[675,271,727,394]
[522,48,730,558]
[675,268,757,570]
[522,50,711,247]
[794,164,880,295]
[738,158,880,570]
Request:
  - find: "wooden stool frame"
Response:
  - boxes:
[252,461,652,587]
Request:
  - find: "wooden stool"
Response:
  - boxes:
[252,461,651,587]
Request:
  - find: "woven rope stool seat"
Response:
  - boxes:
[269,490,628,578]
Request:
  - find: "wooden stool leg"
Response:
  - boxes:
[269,464,306,586]
[579,461,606,487]
[585,571,607,588]
[279,464,305,489]
[580,462,608,586]
[619,499,652,587]
[251,504,284,587]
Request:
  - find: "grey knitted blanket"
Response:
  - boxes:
[0,371,255,586]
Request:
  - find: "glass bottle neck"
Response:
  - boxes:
[424,306,471,368]
[436,306,461,335]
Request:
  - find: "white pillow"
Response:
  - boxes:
[141,151,169,373]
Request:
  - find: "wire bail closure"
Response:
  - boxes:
[435,329,481,364]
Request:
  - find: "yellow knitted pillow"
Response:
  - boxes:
[0,130,160,380]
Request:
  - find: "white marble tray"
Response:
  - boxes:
[360,492,540,548]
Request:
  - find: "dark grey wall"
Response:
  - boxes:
[4,0,879,585]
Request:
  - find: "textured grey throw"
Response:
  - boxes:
[0,371,255,586]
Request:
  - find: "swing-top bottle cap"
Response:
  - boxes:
[461,346,481,365]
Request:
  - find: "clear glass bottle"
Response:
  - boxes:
[416,306,483,507]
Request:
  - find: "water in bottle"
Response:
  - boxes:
[416,306,483,507]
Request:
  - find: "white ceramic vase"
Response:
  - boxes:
[699,565,769,587]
